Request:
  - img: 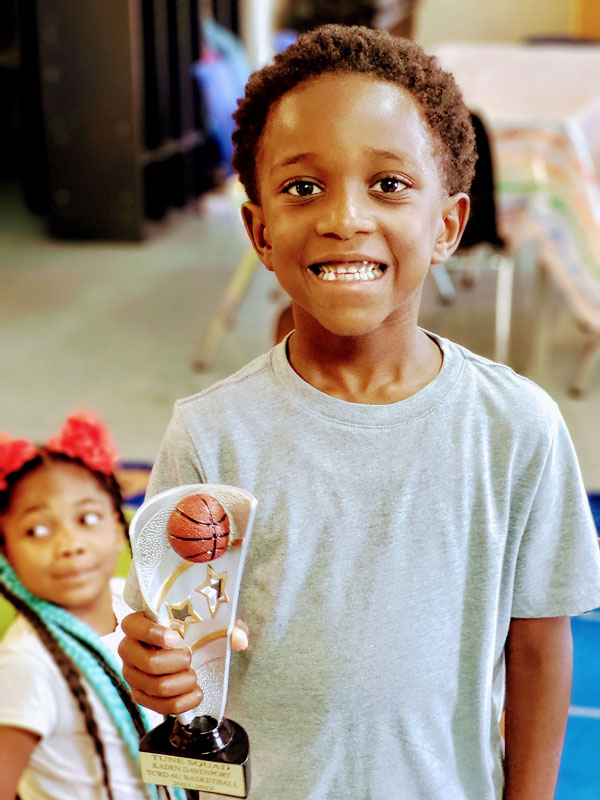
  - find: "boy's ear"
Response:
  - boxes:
[431,193,470,265]
[241,202,273,271]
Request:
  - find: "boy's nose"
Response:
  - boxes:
[315,187,376,239]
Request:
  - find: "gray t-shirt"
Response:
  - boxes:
[127,333,600,799]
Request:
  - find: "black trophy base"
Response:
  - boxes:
[139,715,250,798]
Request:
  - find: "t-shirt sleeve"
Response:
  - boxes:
[145,401,206,498]
[0,639,59,737]
[511,409,600,618]
[124,402,207,609]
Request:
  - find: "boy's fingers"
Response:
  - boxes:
[127,681,204,716]
[118,634,192,676]
[121,611,182,649]
[122,660,201,701]
[231,619,249,652]
[121,654,203,716]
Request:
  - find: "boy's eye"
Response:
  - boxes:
[283,181,322,197]
[80,512,101,527]
[372,177,409,193]
[27,524,51,538]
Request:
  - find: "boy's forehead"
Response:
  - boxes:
[257,72,439,176]
[276,73,417,122]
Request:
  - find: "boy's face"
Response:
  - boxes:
[242,73,468,339]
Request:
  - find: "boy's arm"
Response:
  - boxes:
[0,725,40,797]
[504,616,573,799]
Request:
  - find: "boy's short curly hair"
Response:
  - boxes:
[232,25,476,204]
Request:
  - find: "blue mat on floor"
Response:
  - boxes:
[115,460,153,519]
[588,492,600,532]
[556,612,600,799]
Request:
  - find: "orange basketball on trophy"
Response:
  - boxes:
[167,494,230,562]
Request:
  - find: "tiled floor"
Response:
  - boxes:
[1,179,599,488]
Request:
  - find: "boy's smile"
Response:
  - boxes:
[242,72,468,343]
[309,259,384,282]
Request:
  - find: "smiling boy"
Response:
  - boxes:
[120,26,600,799]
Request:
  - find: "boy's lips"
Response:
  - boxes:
[308,259,387,282]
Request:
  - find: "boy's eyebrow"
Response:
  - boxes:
[271,148,416,177]
[270,153,315,175]
[366,146,416,164]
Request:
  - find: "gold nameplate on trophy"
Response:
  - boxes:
[140,751,247,797]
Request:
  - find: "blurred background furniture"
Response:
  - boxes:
[192,238,260,370]
[431,111,514,364]
[279,0,421,39]
[18,0,244,240]
[433,41,600,395]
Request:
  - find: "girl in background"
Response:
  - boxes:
[0,412,182,800]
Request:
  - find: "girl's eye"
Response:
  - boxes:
[372,177,409,193]
[283,181,322,197]
[27,524,51,538]
[81,512,101,527]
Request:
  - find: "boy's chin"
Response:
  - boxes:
[307,313,394,340]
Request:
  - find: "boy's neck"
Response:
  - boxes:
[286,321,443,405]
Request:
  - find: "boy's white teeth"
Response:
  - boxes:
[313,261,384,281]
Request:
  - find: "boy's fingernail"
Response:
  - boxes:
[232,628,249,651]
[163,629,182,648]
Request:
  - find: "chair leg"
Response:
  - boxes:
[192,249,260,371]
[527,264,555,380]
[493,254,514,364]
[430,263,457,304]
[569,335,600,398]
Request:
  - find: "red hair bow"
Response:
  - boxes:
[0,411,118,491]
[47,412,118,475]
[0,435,39,490]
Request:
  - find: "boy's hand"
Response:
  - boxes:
[118,611,249,716]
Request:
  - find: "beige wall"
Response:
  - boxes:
[415,0,572,48]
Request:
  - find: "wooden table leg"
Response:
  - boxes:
[191,249,260,371]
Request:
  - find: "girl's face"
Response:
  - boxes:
[0,461,124,626]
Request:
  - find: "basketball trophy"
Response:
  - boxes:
[129,484,257,798]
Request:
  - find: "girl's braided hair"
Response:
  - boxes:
[0,554,163,800]
[232,24,477,204]
[0,414,181,799]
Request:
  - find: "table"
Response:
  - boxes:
[432,42,600,393]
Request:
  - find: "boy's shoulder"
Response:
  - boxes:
[177,349,274,413]
[172,334,561,440]
[461,342,554,397]
[437,334,561,429]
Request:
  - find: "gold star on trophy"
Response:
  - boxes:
[167,598,203,637]
[196,564,229,618]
